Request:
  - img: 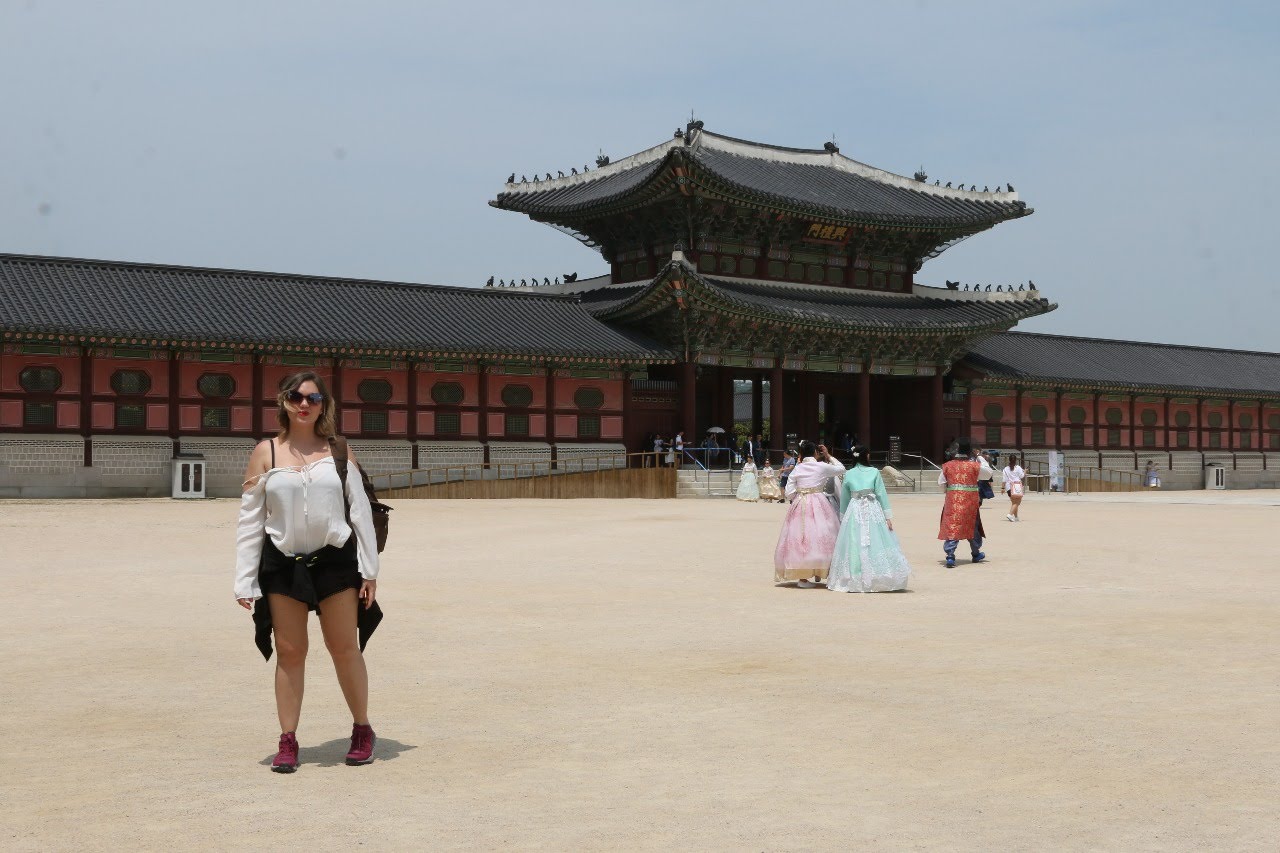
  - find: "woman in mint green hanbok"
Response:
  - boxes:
[827,444,911,593]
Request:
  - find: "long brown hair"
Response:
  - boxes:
[275,371,337,440]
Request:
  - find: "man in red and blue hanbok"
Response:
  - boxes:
[937,439,991,568]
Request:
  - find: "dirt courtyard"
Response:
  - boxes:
[2,491,1278,851]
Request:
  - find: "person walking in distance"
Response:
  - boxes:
[1002,454,1025,521]
[937,438,991,568]
[234,371,383,773]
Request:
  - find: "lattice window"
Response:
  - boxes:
[1207,412,1223,428]
[740,258,757,277]
[983,403,1004,422]
[505,414,529,437]
[1174,411,1191,427]
[768,260,785,278]
[23,402,55,426]
[698,255,716,273]
[578,415,601,439]
[1031,427,1046,445]
[1067,406,1086,424]
[202,407,230,429]
[19,366,61,393]
[501,384,533,407]
[111,370,152,395]
[1239,413,1254,429]
[115,404,145,428]
[361,410,388,434]
[719,256,736,275]
[1269,414,1280,430]
[985,426,1001,447]
[431,382,464,404]
[1070,429,1085,446]
[357,379,393,403]
[1241,432,1252,449]
[574,387,605,410]
[1107,428,1122,447]
[1271,434,1279,450]
[1143,429,1156,447]
[1140,409,1158,426]
[1209,431,1221,449]
[1176,431,1190,448]
[197,373,235,398]
[1105,408,1123,425]
[435,412,460,435]
[1029,405,1047,445]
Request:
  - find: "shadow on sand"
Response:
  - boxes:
[259,737,417,768]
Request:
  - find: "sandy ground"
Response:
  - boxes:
[2,491,1278,852]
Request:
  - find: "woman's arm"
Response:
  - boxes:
[233,441,273,607]
[343,449,381,585]
[873,469,893,525]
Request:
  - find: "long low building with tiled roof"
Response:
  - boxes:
[2,124,1278,496]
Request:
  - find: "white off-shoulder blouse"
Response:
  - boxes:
[234,457,380,601]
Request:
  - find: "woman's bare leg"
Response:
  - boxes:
[1011,495,1022,518]
[317,588,369,725]
[268,593,310,733]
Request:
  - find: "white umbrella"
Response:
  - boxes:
[706,426,726,433]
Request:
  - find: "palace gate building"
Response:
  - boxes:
[3,123,1279,496]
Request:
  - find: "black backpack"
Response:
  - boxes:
[328,435,392,552]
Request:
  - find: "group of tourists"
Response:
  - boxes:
[769,436,1014,590]
[772,441,913,592]
[735,457,784,502]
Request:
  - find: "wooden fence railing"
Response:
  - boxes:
[1022,460,1142,493]
[372,452,676,499]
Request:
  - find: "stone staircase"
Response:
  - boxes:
[677,468,740,498]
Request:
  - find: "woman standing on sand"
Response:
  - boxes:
[737,457,761,502]
[827,444,911,592]
[758,458,783,502]
[234,371,382,773]
[774,441,845,587]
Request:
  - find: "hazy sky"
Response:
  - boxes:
[3,1,1277,351]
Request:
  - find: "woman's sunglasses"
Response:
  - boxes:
[285,390,325,405]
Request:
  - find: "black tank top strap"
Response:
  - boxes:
[269,438,276,468]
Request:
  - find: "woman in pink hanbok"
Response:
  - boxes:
[774,441,846,587]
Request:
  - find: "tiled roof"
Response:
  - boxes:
[700,277,1054,331]
[0,254,673,361]
[963,332,1280,396]
[493,128,1030,229]
[583,265,1056,333]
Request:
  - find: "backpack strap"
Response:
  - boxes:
[328,435,353,527]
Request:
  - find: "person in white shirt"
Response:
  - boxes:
[1002,454,1026,521]
[235,371,381,773]
[774,441,846,587]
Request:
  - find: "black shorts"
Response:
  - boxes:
[259,536,360,610]
[252,536,382,661]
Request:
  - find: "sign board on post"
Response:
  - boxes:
[888,435,902,465]
[1048,450,1063,492]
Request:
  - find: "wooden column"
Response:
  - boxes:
[251,355,264,440]
[1092,392,1101,452]
[545,363,557,466]
[1054,389,1063,450]
[751,372,763,439]
[1227,399,1235,456]
[478,362,490,450]
[1164,396,1172,449]
[930,370,944,460]
[168,351,180,441]
[857,365,871,447]
[1195,397,1203,452]
[621,367,633,461]
[1129,394,1137,450]
[680,360,697,438]
[771,363,784,450]
[81,346,94,467]
[1015,388,1024,451]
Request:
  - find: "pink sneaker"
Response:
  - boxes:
[345,723,376,766]
[272,732,299,773]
